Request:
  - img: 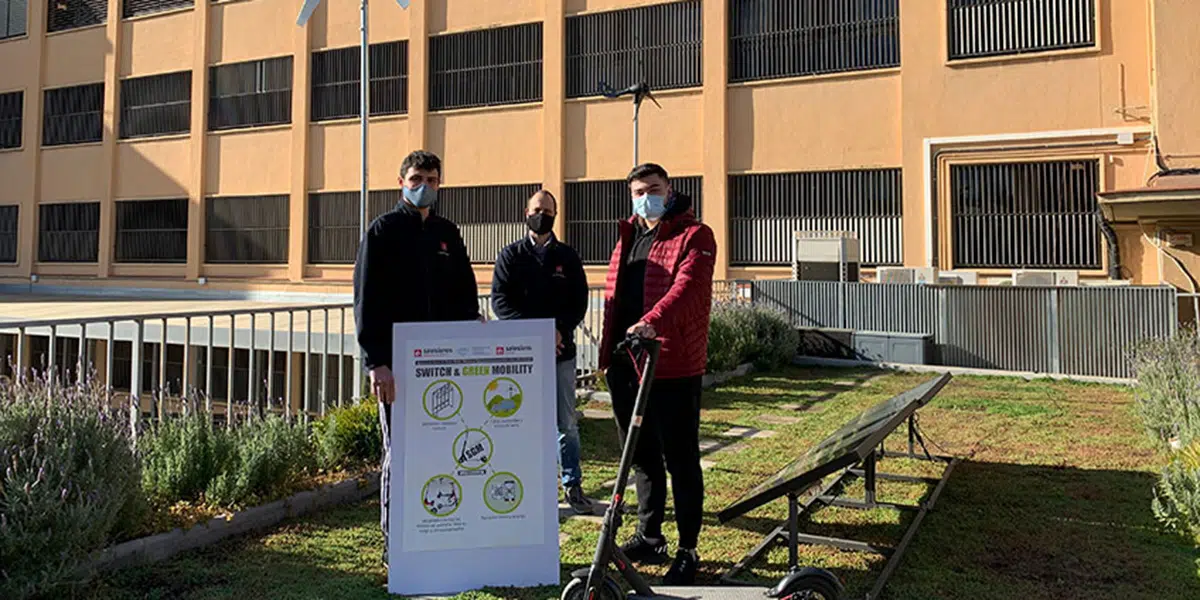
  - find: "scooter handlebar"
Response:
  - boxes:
[614,333,662,356]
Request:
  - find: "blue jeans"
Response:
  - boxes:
[557,357,583,488]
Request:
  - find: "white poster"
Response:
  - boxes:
[388,319,560,596]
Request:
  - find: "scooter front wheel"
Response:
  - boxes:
[561,575,623,600]
[782,574,842,600]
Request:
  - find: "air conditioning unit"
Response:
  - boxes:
[876,267,938,285]
[937,270,979,286]
[792,231,860,282]
[1012,270,1080,287]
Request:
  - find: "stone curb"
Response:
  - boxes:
[86,471,382,575]
[576,363,755,404]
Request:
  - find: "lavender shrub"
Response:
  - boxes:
[0,374,145,600]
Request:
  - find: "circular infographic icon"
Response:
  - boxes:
[484,472,524,515]
[422,379,463,421]
[484,377,523,418]
[452,428,494,471]
[421,474,462,517]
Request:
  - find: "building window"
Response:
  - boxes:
[123,0,192,19]
[48,0,106,33]
[729,0,900,83]
[119,71,191,139]
[1,0,27,40]
[729,169,902,266]
[566,0,701,99]
[566,177,702,264]
[947,0,1096,61]
[115,198,188,264]
[949,160,1100,269]
[209,56,293,131]
[0,205,17,263]
[110,341,186,397]
[429,22,542,111]
[38,202,101,263]
[307,190,400,264]
[43,83,103,146]
[312,40,408,121]
[205,195,289,264]
[434,184,542,264]
[0,90,20,149]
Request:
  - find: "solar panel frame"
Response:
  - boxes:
[717,373,952,523]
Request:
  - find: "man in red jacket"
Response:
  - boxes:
[598,162,716,585]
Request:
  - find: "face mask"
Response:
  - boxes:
[527,212,555,235]
[403,183,437,208]
[633,193,667,221]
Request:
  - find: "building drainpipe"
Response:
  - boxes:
[1097,214,1122,280]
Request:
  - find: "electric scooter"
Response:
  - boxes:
[561,334,844,600]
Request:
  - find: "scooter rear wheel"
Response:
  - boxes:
[782,574,842,600]
[561,576,623,600]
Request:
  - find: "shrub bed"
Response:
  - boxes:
[0,373,381,599]
[707,301,798,373]
[1131,328,1200,540]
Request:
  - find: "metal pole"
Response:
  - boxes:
[359,0,370,238]
[286,310,294,419]
[205,315,214,415]
[633,100,639,166]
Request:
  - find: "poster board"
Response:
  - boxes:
[387,319,560,596]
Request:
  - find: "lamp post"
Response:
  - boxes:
[599,81,660,167]
[297,0,410,237]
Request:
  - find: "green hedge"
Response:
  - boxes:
[707,301,798,373]
[311,401,382,471]
[0,377,146,600]
[1131,329,1200,539]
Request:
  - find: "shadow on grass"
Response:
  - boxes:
[713,459,1200,600]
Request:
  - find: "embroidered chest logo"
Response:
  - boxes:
[438,241,450,257]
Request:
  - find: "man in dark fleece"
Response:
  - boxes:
[353,149,482,567]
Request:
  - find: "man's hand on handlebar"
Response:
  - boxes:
[626,322,656,340]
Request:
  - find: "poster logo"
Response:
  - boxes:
[495,346,505,356]
[413,349,423,357]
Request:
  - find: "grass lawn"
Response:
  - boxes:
[84,367,1200,600]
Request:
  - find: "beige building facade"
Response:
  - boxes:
[1,0,1199,297]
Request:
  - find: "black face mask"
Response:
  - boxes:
[527,213,555,235]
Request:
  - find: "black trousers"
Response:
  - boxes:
[607,360,704,549]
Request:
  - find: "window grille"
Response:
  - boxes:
[566,0,701,98]
[123,0,192,19]
[0,90,20,149]
[209,56,293,131]
[120,71,191,139]
[0,205,17,263]
[312,40,408,121]
[729,0,900,83]
[434,183,542,264]
[947,0,1095,61]
[566,177,702,265]
[205,195,290,264]
[115,198,188,263]
[43,83,103,146]
[48,0,105,33]
[38,202,101,263]
[307,190,402,264]
[729,169,902,266]
[429,22,543,111]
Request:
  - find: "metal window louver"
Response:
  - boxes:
[729,0,900,83]
[205,195,290,264]
[0,205,17,263]
[429,22,543,111]
[38,202,101,263]
[43,83,103,146]
[949,159,1101,269]
[120,71,191,139]
[1,0,27,40]
[123,0,192,19]
[115,198,188,264]
[566,176,702,265]
[565,0,702,99]
[307,190,403,264]
[0,90,21,149]
[729,168,902,266]
[47,0,105,33]
[312,40,409,121]
[433,183,542,264]
[208,56,293,131]
[947,0,1096,61]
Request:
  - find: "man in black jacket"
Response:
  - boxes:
[353,149,482,566]
[491,189,596,513]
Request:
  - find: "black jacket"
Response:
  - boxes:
[490,234,589,363]
[353,201,481,370]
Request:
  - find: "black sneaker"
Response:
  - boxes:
[565,485,596,515]
[619,532,669,565]
[663,549,699,585]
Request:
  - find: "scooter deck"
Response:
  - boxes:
[628,587,770,600]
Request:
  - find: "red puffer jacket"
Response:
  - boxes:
[598,199,717,380]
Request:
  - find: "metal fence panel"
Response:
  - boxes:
[939,286,1054,373]
[751,280,842,328]
[1057,286,1177,378]
[844,283,937,334]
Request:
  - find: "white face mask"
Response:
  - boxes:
[633,193,667,220]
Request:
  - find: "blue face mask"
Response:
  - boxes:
[633,193,667,221]
[403,184,437,208]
